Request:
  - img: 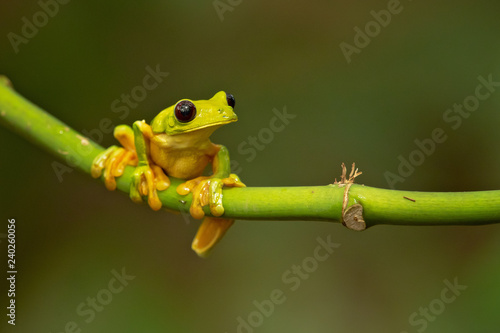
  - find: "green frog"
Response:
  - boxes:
[91,91,245,257]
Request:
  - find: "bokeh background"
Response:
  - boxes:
[1,0,500,332]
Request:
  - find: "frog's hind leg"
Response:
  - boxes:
[191,217,234,257]
[112,125,139,176]
[114,125,135,151]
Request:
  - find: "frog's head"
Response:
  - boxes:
[151,91,237,135]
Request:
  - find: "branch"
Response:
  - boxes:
[1,76,500,227]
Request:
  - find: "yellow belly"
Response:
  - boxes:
[150,143,213,179]
[149,131,220,179]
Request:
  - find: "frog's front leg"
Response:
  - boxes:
[128,120,170,211]
[177,145,245,218]
[177,145,245,256]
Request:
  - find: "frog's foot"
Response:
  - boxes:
[91,146,137,191]
[221,173,245,188]
[192,217,234,257]
[176,176,211,219]
[177,174,246,220]
[130,164,170,211]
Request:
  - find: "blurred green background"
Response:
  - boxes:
[1,0,500,332]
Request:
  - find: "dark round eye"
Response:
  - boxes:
[226,93,235,108]
[175,100,196,123]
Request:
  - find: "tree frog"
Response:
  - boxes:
[91,91,245,257]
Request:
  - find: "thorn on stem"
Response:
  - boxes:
[343,204,366,231]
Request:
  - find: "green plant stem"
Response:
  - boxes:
[1,77,500,227]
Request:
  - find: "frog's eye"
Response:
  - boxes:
[175,100,197,123]
[226,93,235,108]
